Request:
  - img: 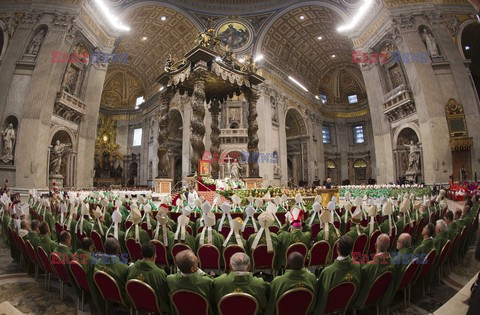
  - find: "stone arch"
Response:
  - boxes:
[23,25,48,58]
[392,123,421,150]
[393,125,422,182]
[0,19,8,61]
[49,128,76,187]
[285,108,308,138]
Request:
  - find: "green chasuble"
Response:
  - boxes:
[277,229,311,268]
[25,231,40,248]
[173,234,196,254]
[195,230,225,253]
[213,272,270,314]
[127,259,170,315]
[166,271,213,315]
[315,223,340,246]
[462,213,473,229]
[76,218,94,237]
[1,213,10,246]
[434,231,449,255]
[447,221,458,240]
[90,254,130,314]
[414,237,434,256]
[266,269,317,315]
[44,211,57,241]
[352,253,395,309]
[363,222,380,237]
[91,223,109,240]
[125,225,150,245]
[54,243,73,258]
[39,234,58,254]
[314,256,361,315]
[152,226,176,261]
[247,232,280,269]
[384,246,414,306]
[345,224,365,241]
[379,220,399,236]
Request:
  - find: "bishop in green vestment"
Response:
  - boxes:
[25,220,41,248]
[444,210,458,240]
[39,221,58,254]
[414,223,435,256]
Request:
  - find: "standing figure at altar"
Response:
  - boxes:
[230,159,241,181]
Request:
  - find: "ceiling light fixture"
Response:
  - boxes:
[142,37,147,41]
[159,86,165,92]
[288,76,308,92]
[337,0,373,32]
[331,54,336,58]
[94,0,130,31]
[315,95,320,100]
[317,36,323,40]
[465,45,470,50]
[215,56,222,62]
[238,57,245,63]
[161,16,167,21]
[299,15,305,20]
[254,54,264,62]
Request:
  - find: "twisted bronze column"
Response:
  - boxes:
[244,87,260,177]
[190,72,207,174]
[157,87,175,178]
[209,99,221,179]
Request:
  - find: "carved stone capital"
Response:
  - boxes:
[20,10,42,27]
[393,14,415,30]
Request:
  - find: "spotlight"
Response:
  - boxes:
[161,16,167,21]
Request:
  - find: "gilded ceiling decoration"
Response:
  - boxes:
[318,66,366,104]
[109,5,199,93]
[261,5,355,92]
[101,67,144,109]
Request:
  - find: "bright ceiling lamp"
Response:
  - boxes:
[254,54,264,62]
[337,0,373,32]
[288,76,308,92]
[94,0,130,31]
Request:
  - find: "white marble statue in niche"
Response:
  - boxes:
[1,124,16,164]
[26,29,46,56]
[421,28,441,58]
[50,140,71,175]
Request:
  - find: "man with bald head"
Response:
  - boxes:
[266,252,317,315]
[352,233,395,311]
[166,250,213,315]
[213,253,269,314]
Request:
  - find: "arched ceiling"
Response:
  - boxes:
[107,5,199,95]
[318,66,366,104]
[260,5,356,93]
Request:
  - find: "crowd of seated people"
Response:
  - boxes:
[1,191,478,315]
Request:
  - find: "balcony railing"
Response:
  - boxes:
[220,128,248,145]
[382,85,416,122]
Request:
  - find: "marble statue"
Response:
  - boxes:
[230,159,241,181]
[164,54,174,72]
[404,141,421,173]
[421,29,440,58]
[50,140,71,175]
[1,124,16,164]
[26,29,46,55]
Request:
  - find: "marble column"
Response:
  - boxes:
[244,87,260,177]
[209,99,221,179]
[190,72,206,174]
[157,87,175,178]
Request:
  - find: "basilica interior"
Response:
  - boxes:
[1,0,480,315]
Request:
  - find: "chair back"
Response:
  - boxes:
[50,252,71,282]
[17,234,29,259]
[218,293,258,315]
[219,226,231,239]
[417,249,436,279]
[197,245,221,270]
[76,230,87,242]
[151,240,169,266]
[324,282,356,314]
[397,258,420,290]
[37,246,54,274]
[126,279,161,314]
[437,240,452,268]
[389,228,396,250]
[91,230,105,253]
[364,271,393,306]
[416,218,426,239]
[172,243,192,261]
[269,225,280,234]
[126,238,142,261]
[331,240,339,261]
[353,234,368,254]
[276,288,314,315]
[242,226,256,240]
[367,230,382,255]
[333,221,341,230]
[171,290,209,315]
[345,220,352,233]
[223,245,245,272]
[25,240,39,265]
[55,222,64,237]
[252,245,274,271]
[93,270,126,306]
[125,220,133,230]
[308,241,330,267]
[400,224,410,235]
[285,243,308,266]
[310,223,321,240]
[69,260,90,292]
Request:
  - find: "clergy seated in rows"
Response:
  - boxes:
[443,210,458,240]
[414,223,435,256]
[434,220,449,254]
[194,212,225,253]
[127,242,171,315]
[315,235,362,314]
[25,219,40,248]
[18,220,30,239]
[125,207,150,245]
[278,219,311,269]
[247,212,280,269]
[74,238,94,304]
[455,209,466,230]
[39,221,58,254]
[91,238,130,314]
[55,230,73,258]
[267,252,317,315]
[384,233,413,306]
[166,250,213,315]
[462,204,473,227]
[352,233,395,310]
[213,252,269,314]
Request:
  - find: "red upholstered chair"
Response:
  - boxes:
[310,223,321,240]
[345,220,352,233]
[252,245,275,275]
[16,235,29,269]
[415,218,425,241]
[436,240,452,283]
[219,226,231,239]
[169,212,181,223]
[36,246,54,290]
[171,290,209,315]
[400,224,410,235]
[197,245,221,272]
[172,243,192,261]
[69,260,90,311]
[242,226,256,240]
[353,234,368,255]
[93,270,128,314]
[333,221,341,230]
[367,230,382,255]
[76,230,87,243]
[269,225,280,234]
[218,292,258,315]
[396,258,420,308]
[324,282,356,314]
[151,240,169,267]
[308,241,330,269]
[276,288,314,315]
[389,228,397,250]
[415,249,436,296]
[454,227,467,261]
[91,230,105,253]
[126,238,142,261]
[141,222,153,238]
[360,218,369,227]
[55,222,64,237]
[124,220,133,230]
[185,225,193,236]
[25,240,40,280]
[331,240,339,262]
[50,252,71,301]
[285,243,308,268]
[223,245,245,272]
[126,279,162,314]
[361,271,393,314]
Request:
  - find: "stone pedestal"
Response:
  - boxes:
[405,171,421,183]
[49,174,64,189]
[243,177,263,189]
[154,178,173,194]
